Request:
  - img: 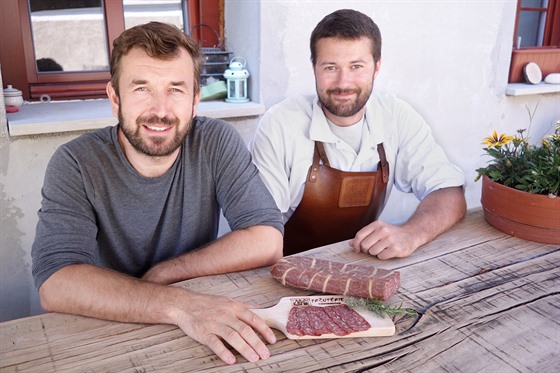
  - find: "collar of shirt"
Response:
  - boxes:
[309,97,339,144]
[309,96,386,171]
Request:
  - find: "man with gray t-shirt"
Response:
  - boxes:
[31,22,283,366]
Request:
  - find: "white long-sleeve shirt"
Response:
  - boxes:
[249,92,466,223]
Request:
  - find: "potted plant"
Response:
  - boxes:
[475,108,560,244]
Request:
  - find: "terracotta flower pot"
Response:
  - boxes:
[481,175,560,244]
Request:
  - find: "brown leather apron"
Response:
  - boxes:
[283,142,389,256]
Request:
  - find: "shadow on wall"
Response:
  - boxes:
[0,183,31,322]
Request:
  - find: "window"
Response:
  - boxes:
[513,0,559,47]
[509,0,559,83]
[0,0,222,100]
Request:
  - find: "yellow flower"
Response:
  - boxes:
[482,130,514,149]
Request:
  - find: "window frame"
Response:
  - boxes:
[512,0,559,48]
[0,0,222,101]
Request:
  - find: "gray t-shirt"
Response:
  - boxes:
[32,116,283,289]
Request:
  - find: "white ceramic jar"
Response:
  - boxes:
[4,85,24,108]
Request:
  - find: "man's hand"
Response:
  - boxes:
[171,292,277,365]
[350,187,466,259]
[349,221,417,259]
[39,265,276,366]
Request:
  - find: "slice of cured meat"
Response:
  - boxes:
[285,306,303,336]
[294,306,316,336]
[334,303,371,331]
[286,304,370,337]
[313,306,347,336]
[271,256,400,301]
[322,304,355,335]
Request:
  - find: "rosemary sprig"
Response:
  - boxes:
[344,297,416,318]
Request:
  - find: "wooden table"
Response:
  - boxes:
[1,209,559,372]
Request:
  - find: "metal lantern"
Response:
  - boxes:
[223,57,250,103]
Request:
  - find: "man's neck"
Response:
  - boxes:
[327,116,364,153]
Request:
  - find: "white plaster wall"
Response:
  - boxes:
[1,132,75,320]
[1,0,559,322]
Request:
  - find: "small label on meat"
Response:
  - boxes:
[286,304,371,337]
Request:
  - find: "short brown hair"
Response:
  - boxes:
[110,22,204,96]
[310,9,382,65]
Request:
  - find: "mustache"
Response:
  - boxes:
[327,88,359,95]
[137,115,179,126]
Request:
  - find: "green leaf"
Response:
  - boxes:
[344,297,416,318]
[489,170,503,179]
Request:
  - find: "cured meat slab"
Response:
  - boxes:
[271,256,400,301]
[251,296,395,339]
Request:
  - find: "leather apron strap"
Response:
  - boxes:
[283,142,389,256]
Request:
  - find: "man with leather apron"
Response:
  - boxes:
[250,9,467,258]
[283,142,389,255]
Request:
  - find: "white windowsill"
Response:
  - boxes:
[6,99,265,137]
[506,82,560,96]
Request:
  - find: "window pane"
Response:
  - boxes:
[29,0,109,73]
[124,0,185,31]
[518,10,547,46]
[520,0,549,7]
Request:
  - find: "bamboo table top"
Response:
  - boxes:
[1,209,559,372]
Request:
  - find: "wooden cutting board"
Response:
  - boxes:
[251,295,395,339]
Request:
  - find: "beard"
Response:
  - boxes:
[317,82,373,118]
[118,109,192,157]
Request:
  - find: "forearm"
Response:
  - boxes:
[402,186,467,249]
[39,263,277,365]
[144,225,283,284]
[39,264,184,325]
